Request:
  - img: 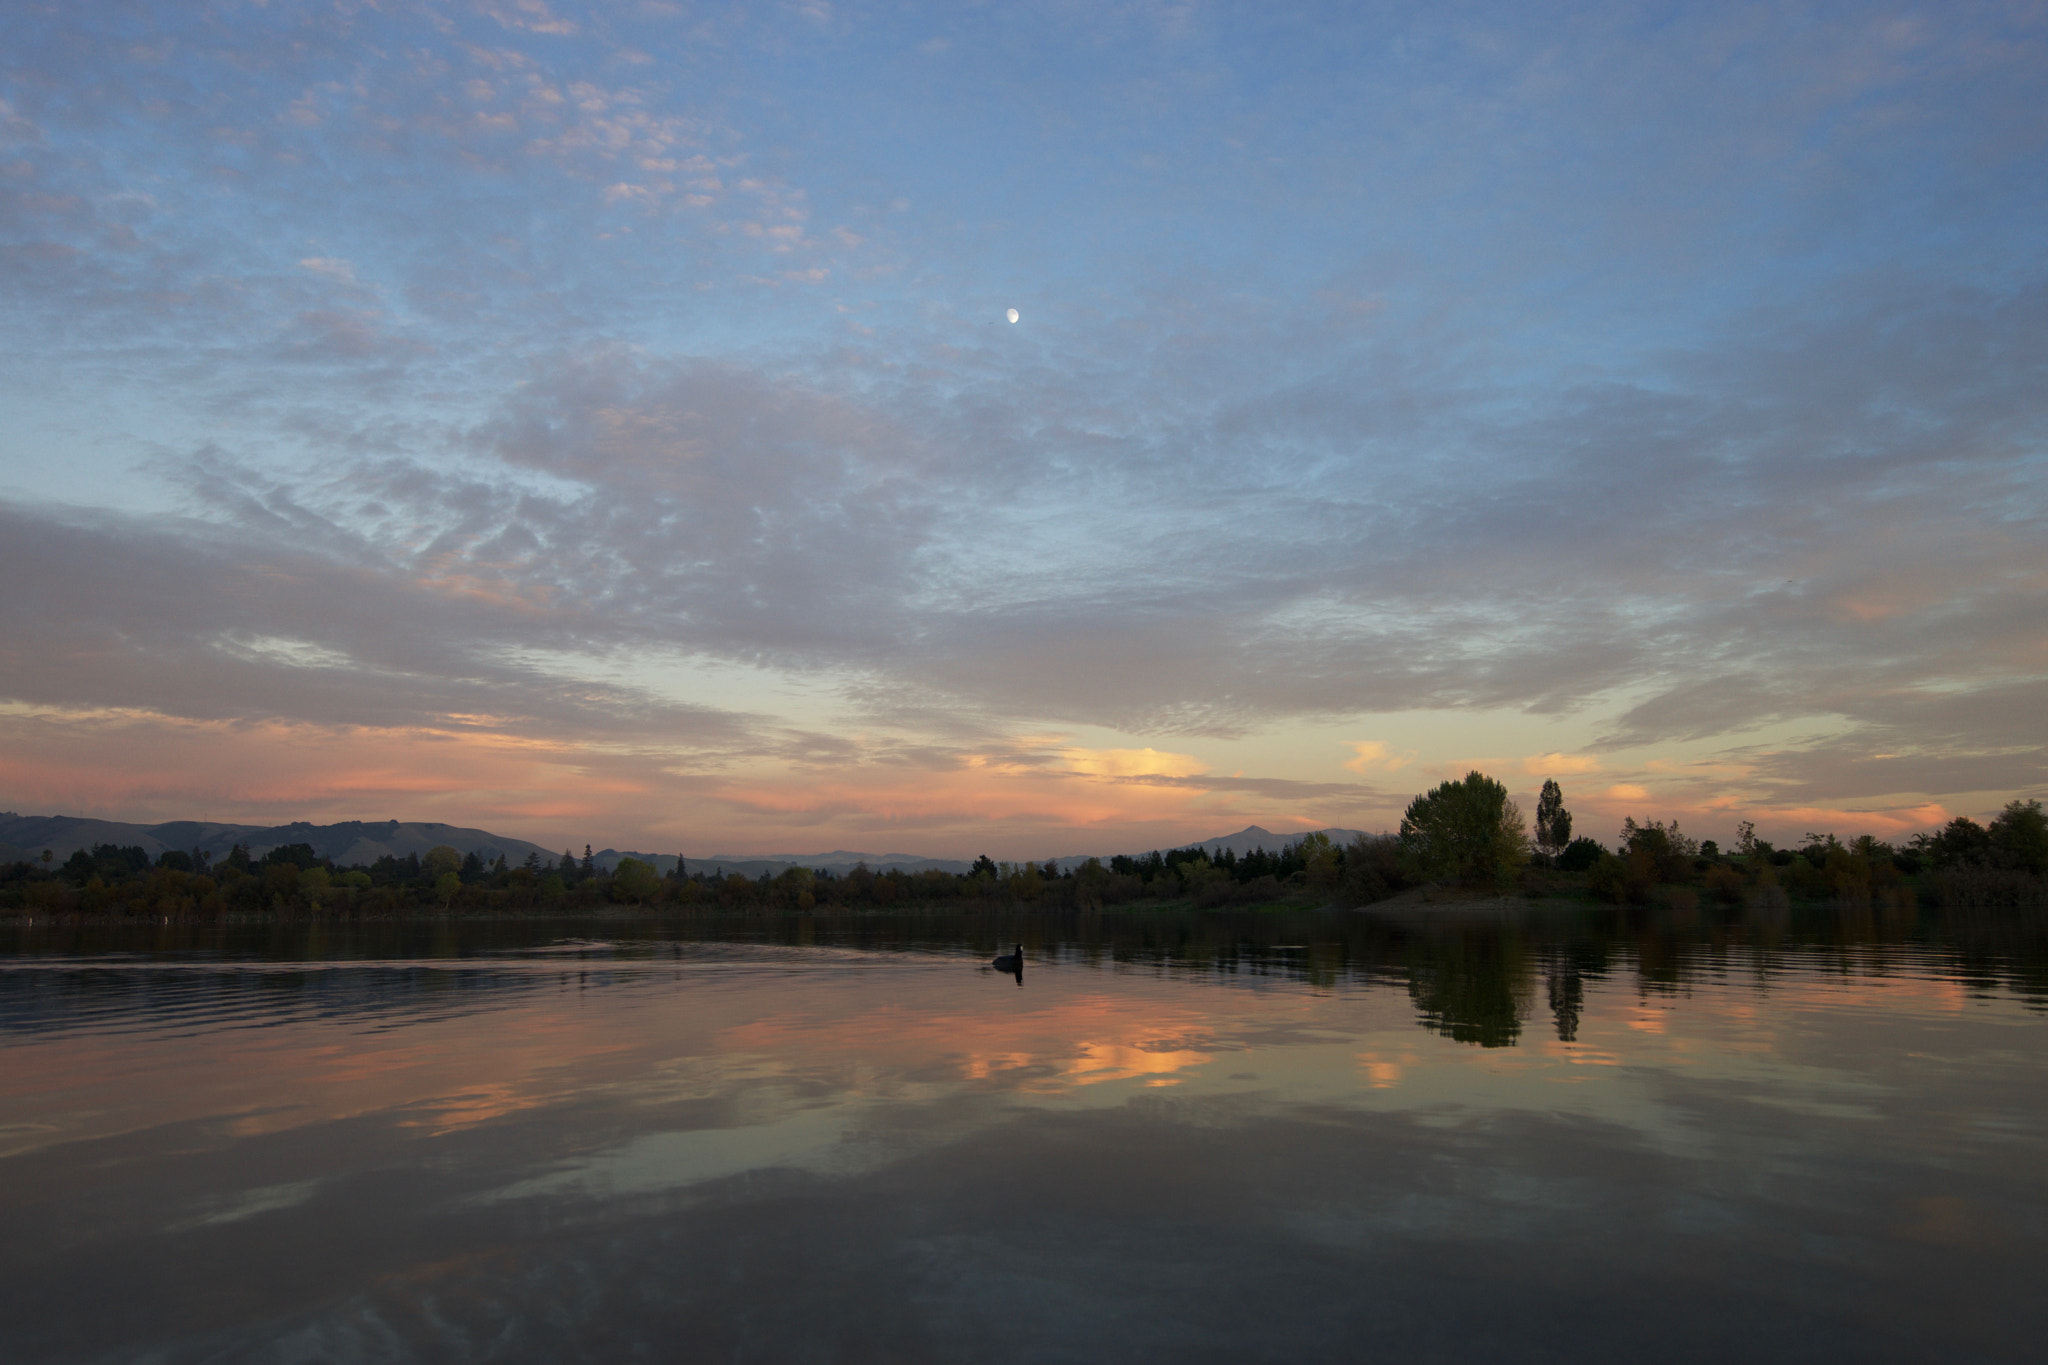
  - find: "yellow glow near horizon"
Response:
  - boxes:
[0,699,2002,859]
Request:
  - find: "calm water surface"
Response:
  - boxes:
[3,907,2044,1363]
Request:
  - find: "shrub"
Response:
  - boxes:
[1339,834,1408,905]
[1929,865,2047,908]
[1622,850,1658,904]
[1195,874,1282,908]
[1780,858,1826,900]
[1556,837,1604,873]
[1823,847,1871,901]
[1585,852,1627,903]
[1703,864,1746,905]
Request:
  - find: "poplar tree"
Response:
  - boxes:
[1535,779,1572,855]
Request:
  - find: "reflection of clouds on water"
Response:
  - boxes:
[1048,1039,1213,1091]
[5,922,2048,1364]
[1354,1054,1410,1089]
[172,1180,323,1231]
[959,1051,1035,1081]
[481,1103,865,1203]
[1624,1004,1670,1035]
[478,1017,1230,1206]
[397,1077,584,1136]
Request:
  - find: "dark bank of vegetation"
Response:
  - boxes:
[0,833,1384,921]
[2,776,2043,924]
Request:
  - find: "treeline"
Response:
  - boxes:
[1539,811,2048,912]
[0,832,1413,920]
[4,784,2043,922]
[1408,771,2048,911]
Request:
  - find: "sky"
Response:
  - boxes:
[1,0,2044,860]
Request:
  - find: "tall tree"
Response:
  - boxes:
[1534,780,1572,855]
[1399,770,1528,887]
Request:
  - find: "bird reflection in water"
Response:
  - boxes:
[989,942,1023,985]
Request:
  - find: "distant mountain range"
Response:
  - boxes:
[0,813,557,869]
[0,812,1370,878]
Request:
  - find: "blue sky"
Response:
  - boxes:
[2,0,2043,857]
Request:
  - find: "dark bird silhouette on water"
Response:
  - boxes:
[992,942,1023,983]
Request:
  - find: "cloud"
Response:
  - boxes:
[0,501,762,748]
[1522,752,1601,777]
[475,1,579,38]
[1110,773,1387,804]
[298,257,356,283]
[1059,747,1207,779]
[1345,741,1414,774]
[4,0,2045,852]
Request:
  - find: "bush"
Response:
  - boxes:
[1621,850,1658,904]
[1194,874,1283,908]
[1780,858,1826,900]
[1703,864,1746,905]
[1584,853,1627,903]
[1339,834,1408,905]
[1556,837,1604,873]
[1823,847,1871,901]
[1930,866,2048,908]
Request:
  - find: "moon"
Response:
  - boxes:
[1006,308,1019,324]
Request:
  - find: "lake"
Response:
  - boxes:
[3,904,2044,1363]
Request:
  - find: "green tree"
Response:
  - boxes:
[610,857,661,903]
[1399,770,1528,887]
[1989,799,2048,875]
[1533,780,1572,855]
[1912,817,1989,869]
[1618,817,1698,860]
[1296,831,1340,892]
[422,845,462,879]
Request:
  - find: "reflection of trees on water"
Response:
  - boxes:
[7,897,2045,1042]
[1539,942,1613,1043]
[1546,967,1582,1043]
[1400,934,1616,1047]
[1405,931,1530,1047]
